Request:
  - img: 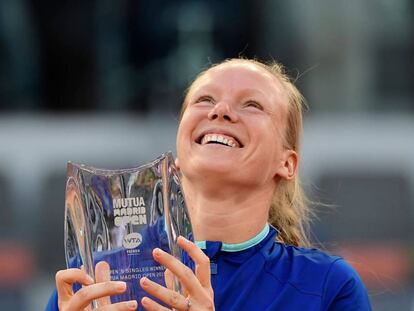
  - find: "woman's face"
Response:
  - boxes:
[176,61,293,189]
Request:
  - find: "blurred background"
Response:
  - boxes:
[0,0,413,310]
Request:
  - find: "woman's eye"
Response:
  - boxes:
[196,96,215,104]
[244,101,263,110]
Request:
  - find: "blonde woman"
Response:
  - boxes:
[46,58,372,311]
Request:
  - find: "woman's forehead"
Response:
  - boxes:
[188,61,288,102]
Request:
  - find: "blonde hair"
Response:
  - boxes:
[181,58,312,247]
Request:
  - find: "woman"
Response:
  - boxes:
[46,58,372,310]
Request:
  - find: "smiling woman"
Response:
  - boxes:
[46,58,372,311]
[177,59,309,247]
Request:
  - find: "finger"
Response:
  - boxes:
[95,261,111,282]
[164,269,189,297]
[98,300,138,311]
[164,269,174,290]
[95,261,112,306]
[152,248,202,296]
[164,268,189,297]
[140,277,187,310]
[178,236,211,289]
[141,297,170,311]
[67,281,127,311]
[56,268,94,302]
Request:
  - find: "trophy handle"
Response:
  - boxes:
[88,187,111,252]
[149,179,163,226]
[64,165,94,281]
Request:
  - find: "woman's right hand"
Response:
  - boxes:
[55,261,138,311]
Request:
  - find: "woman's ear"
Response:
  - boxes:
[175,157,180,170]
[275,150,298,180]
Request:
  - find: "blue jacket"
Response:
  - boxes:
[45,225,371,310]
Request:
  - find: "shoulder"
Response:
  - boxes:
[266,243,341,281]
[322,259,372,310]
[264,243,371,309]
[265,243,360,295]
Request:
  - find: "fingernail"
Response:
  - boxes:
[127,300,137,309]
[141,297,150,305]
[140,277,147,285]
[153,248,163,257]
[116,281,126,290]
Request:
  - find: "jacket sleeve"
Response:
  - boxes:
[323,259,372,311]
[44,288,59,311]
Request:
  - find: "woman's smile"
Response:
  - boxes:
[200,134,239,148]
[196,128,243,148]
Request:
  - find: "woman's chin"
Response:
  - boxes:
[181,158,237,181]
[196,154,239,171]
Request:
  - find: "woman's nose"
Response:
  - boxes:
[207,101,238,122]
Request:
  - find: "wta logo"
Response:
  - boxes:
[123,232,142,249]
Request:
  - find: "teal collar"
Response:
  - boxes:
[195,223,270,252]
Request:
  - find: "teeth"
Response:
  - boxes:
[200,134,239,148]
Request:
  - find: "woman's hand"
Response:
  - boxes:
[139,236,214,311]
[55,261,138,311]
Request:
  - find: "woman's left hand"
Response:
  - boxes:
[139,236,214,311]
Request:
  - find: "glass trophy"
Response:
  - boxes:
[64,152,192,309]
